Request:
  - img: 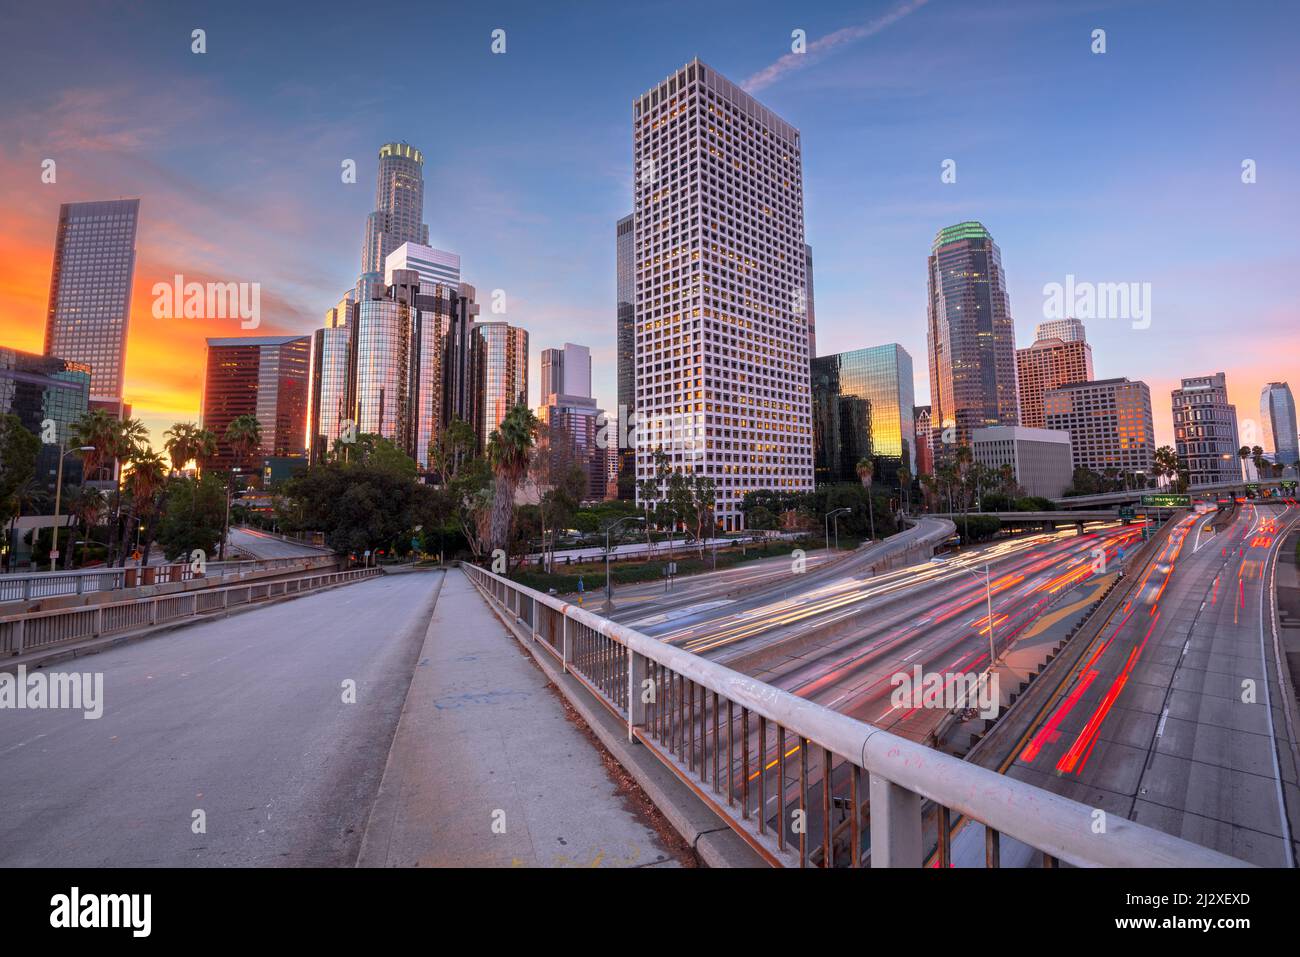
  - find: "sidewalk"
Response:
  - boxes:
[357,567,683,867]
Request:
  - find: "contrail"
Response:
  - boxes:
[743,0,931,92]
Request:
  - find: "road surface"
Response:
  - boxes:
[227,526,331,560]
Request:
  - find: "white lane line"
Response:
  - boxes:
[1155,708,1169,738]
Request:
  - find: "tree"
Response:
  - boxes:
[855,456,876,540]
[897,466,912,517]
[65,485,105,568]
[156,474,229,562]
[1251,445,1265,484]
[220,414,263,559]
[0,414,40,536]
[484,404,538,558]
[118,447,168,565]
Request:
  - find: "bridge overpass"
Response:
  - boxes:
[1052,476,1296,509]
[932,510,1121,525]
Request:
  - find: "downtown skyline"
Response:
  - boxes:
[0,1,1297,450]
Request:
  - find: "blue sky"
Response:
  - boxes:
[1,0,1296,446]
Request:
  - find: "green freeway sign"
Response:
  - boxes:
[1141,494,1190,507]
[1118,506,1136,520]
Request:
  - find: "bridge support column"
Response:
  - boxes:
[561,616,572,673]
[869,774,923,867]
[1075,521,1084,534]
[628,650,648,743]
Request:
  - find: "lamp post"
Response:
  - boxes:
[51,445,95,572]
[604,516,644,609]
[931,555,997,674]
[825,506,851,555]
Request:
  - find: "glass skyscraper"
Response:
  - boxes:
[615,212,636,499]
[43,198,140,401]
[475,321,528,442]
[361,142,429,280]
[0,348,91,494]
[202,336,310,471]
[1260,382,1299,472]
[811,344,915,484]
[926,221,1018,452]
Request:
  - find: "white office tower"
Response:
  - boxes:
[632,59,814,531]
[541,342,593,401]
[384,242,461,289]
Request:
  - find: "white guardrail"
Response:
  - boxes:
[464,562,1250,869]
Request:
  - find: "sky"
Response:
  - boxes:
[0,0,1296,452]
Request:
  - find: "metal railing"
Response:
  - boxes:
[464,563,1250,869]
[1,567,378,657]
[0,556,336,604]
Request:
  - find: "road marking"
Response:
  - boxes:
[1155,707,1169,738]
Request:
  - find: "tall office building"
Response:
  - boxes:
[914,405,933,476]
[971,426,1073,499]
[442,284,483,448]
[1044,377,1155,476]
[540,343,591,401]
[384,242,460,288]
[615,212,636,499]
[476,322,528,441]
[1172,372,1240,487]
[633,59,813,531]
[202,336,311,471]
[1034,317,1086,343]
[361,143,429,280]
[309,290,356,461]
[926,221,1018,452]
[1015,333,1094,429]
[43,199,140,401]
[1260,382,1299,472]
[811,344,915,484]
[0,348,91,493]
[805,243,816,358]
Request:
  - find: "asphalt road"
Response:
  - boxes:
[226,526,331,560]
[997,503,1300,866]
[0,572,440,866]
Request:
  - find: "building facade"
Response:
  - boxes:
[1034,317,1086,343]
[540,343,591,402]
[805,243,816,358]
[1015,334,1094,429]
[43,199,140,401]
[1172,372,1240,487]
[811,344,915,484]
[0,348,91,493]
[971,426,1073,499]
[476,321,528,441]
[914,405,933,476]
[361,143,429,280]
[926,221,1018,452]
[202,336,310,471]
[1043,377,1155,477]
[1260,381,1299,473]
[308,290,356,462]
[384,242,460,288]
[633,59,814,531]
[615,212,636,499]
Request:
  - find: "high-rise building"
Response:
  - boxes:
[1044,377,1155,477]
[615,212,636,499]
[1260,382,1299,473]
[43,199,140,401]
[476,322,528,441]
[0,348,91,493]
[384,242,460,288]
[1172,372,1240,487]
[811,345,915,485]
[1015,334,1094,429]
[309,290,356,461]
[926,221,1018,452]
[202,336,311,471]
[914,405,933,476]
[1034,317,1086,343]
[633,59,813,531]
[442,284,483,448]
[805,243,816,358]
[971,426,1073,499]
[541,343,591,401]
[361,143,429,280]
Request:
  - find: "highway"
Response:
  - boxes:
[992,503,1300,867]
[227,526,331,560]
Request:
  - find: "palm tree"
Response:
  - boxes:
[118,448,168,566]
[855,456,876,541]
[485,404,538,559]
[164,422,203,475]
[1251,446,1265,485]
[1238,445,1252,483]
[896,466,912,517]
[220,415,263,559]
[66,485,105,569]
[5,476,47,571]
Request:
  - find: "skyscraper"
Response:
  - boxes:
[384,242,460,288]
[805,243,817,358]
[308,291,355,462]
[1034,317,1086,343]
[0,348,90,493]
[633,59,813,531]
[541,343,592,401]
[615,212,636,499]
[1015,332,1094,429]
[1044,377,1155,477]
[1172,372,1240,487]
[361,143,429,280]
[914,405,933,476]
[442,283,483,448]
[202,336,311,471]
[476,321,528,440]
[1260,382,1299,473]
[539,342,603,501]
[44,199,140,401]
[811,344,915,484]
[926,221,1017,452]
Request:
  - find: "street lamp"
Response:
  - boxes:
[604,516,645,608]
[931,555,997,676]
[825,506,851,554]
[51,445,95,572]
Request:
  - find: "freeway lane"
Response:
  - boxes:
[0,573,441,866]
[1002,504,1300,866]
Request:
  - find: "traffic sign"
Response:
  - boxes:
[1141,494,1190,507]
